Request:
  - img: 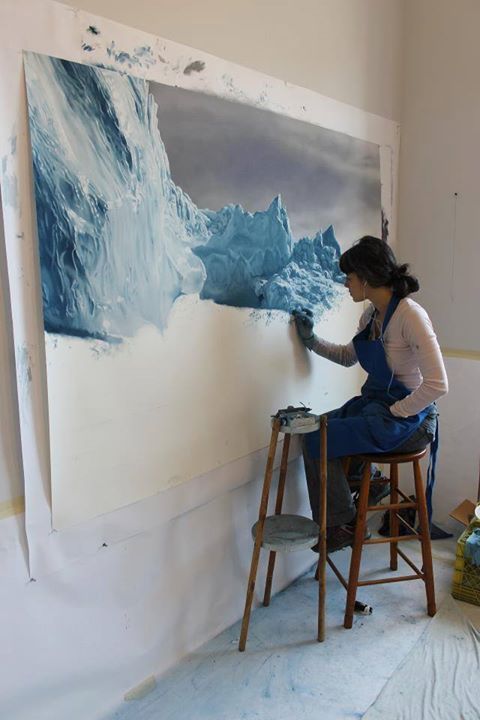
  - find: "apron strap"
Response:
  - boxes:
[381,293,401,334]
[425,416,439,525]
[358,294,401,342]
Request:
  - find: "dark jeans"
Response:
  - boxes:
[303,406,438,527]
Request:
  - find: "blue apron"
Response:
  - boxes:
[306,294,438,518]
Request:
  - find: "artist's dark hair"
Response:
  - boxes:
[339,236,419,298]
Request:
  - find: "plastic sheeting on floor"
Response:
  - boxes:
[105,540,456,720]
[363,595,480,720]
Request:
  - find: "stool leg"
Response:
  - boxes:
[413,459,436,617]
[344,462,370,629]
[389,463,399,571]
[239,421,280,651]
[263,434,291,607]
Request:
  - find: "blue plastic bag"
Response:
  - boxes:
[465,528,480,566]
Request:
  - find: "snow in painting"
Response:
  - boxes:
[24,52,381,343]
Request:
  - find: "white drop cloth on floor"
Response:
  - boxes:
[363,595,480,720]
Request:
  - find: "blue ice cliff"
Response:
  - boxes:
[24,52,343,342]
[196,198,343,311]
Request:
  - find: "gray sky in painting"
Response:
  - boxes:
[150,82,381,247]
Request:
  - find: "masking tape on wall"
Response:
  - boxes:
[442,348,480,361]
[0,496,25,520]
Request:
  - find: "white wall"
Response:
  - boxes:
[398,0,480,525]
[58,0,405,121]
[0,2,405,719]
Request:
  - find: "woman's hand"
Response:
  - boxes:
[292,308,315,349]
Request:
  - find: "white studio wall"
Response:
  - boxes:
[398,0,480,525]
[0,1,403,718]
[400,0,480,353]
[57,0,405,122]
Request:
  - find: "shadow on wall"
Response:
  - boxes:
[0,185,25,508]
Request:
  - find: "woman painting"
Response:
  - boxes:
[293,236,448,552]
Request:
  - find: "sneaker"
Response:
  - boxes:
[327,524,355,553]
[326,522,371,553]
[353,479,391,507]
[368,478,391,505]
[346,519,371,541]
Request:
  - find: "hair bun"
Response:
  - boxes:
[390,262,419,296]
[391,263,408,279]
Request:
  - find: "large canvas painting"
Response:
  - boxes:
[24,51,382,528]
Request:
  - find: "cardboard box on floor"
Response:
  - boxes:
[450,464,480,526]
[450,499,477,527]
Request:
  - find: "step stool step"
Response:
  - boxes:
[252,514,319,552]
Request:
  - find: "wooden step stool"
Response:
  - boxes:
[238,415,328,651]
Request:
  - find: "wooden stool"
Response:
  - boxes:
[238,415,328,651]
[328,449,436,629]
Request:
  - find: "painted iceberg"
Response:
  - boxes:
[195,197,343,311]
[24,52,344,342]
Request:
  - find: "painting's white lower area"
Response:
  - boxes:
[46,292,361,530]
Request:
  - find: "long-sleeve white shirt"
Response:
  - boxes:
[310,297,448,418]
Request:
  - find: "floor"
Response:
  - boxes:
[106,537,463,720]
[363,593,480,719]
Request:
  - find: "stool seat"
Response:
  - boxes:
[356,448,427,464]
[251,514,319,552]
